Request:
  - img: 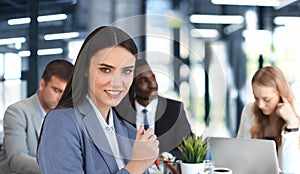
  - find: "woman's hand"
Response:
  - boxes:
[125,125,159,174]
[276,97,300,128]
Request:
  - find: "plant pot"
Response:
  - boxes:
[180,162,204,174]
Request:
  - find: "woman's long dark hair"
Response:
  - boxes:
[57,26,138,108]
[37,26,138,160]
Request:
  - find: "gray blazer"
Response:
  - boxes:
[0,93,42,174]
[37,98,146,174]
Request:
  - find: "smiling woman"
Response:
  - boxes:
[87,46,136,119]
[37,26,159,174]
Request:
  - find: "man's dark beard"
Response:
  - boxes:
[135,95,150,101]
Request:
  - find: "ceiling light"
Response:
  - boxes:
[190,14,244,24]
[7,14,67,25]
[38,48,63,56]
[18,48,63,57]
[274,16,300,26]
[18,51,31,57]
[37,14,67,22]
[7,17,31,25]
[211,0,280,6]
[44,32,80,40]
[190,29,219,38]
[0,37,26,45]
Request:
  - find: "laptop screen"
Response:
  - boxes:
[207,137,280,174]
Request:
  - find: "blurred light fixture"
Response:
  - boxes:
[18,48,63,57]
[8,14,67,25]
[190,29,219,38]
[44,32,80,40]
[7,17,31,25]
[0,37,26,45]
[18,51,31,57]
[190,14,244,24]
[38,48,63,56]
[38,14,67,22]
[211,0,280,6]
[274,16,300,26]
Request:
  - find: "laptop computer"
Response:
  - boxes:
[207,137,280,174]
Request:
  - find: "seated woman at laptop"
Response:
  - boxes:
[237,66,300,173]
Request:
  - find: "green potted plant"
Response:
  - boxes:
[178,135,208,174]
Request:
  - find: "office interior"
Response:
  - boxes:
[0,0,300,143]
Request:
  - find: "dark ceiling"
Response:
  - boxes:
[0,0,299,55]
[0,0,81,54]
[0,0,28,20]
[0,0,77,20]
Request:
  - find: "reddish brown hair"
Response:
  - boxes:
[250,66,296,148]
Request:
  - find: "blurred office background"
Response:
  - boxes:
[1,0,300,142]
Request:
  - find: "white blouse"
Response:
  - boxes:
[237,102,300,173]
[86,95,125,170]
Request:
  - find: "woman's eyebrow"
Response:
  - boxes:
[123,65,135,69]
[99,63,135,69]
[99,63,114,69]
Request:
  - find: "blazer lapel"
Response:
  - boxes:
[76,99,118,173]
[113,111,134,163]
[129,106,137,128]
[155,96,167,135]
[29,94,43,137]
[32,112,42,136]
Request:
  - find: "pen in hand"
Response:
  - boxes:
[142,125,161,171]
[154,159,160,171]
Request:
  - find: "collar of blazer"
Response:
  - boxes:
[76,98,132,169]
[27,93,44,136]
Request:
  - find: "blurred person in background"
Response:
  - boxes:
[237,66,300,173]
[116,58,192,160]
[0,59,74,174]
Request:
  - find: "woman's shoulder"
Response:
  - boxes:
[243,102,254,113]
[244,102,254,108]
[241,102,255,120]
[43,107,81,134]
[48,107,74,115]
[46,108,75,122]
